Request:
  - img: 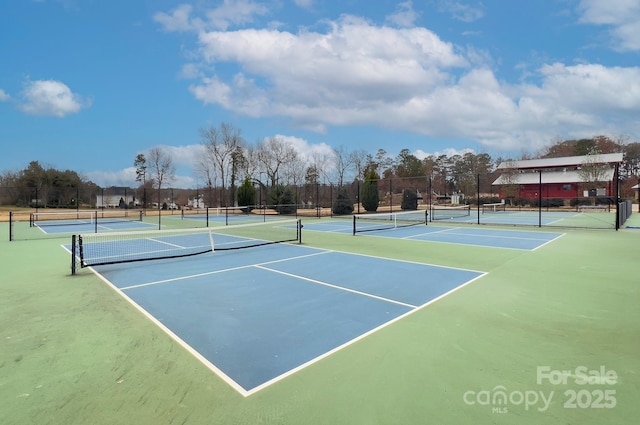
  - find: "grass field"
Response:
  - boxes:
[1,213,639,425]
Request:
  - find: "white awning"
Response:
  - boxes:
[492,169,615,185]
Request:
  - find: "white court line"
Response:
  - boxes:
[60,243,250,395]
[120,250,333,290]
[314,245,486,274]
[400,227,457,239]
[531,233,566,251]
[422,230,556,242]
[96,222,156,231]
[66,241,488,398]
[92,265,250,396]
[255,265,418,309]
[244,270,488,396]
[147,237,189,249]
[364,227,560,251]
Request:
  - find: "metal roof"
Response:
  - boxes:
[495,153,623,170]
[492,169,616,185]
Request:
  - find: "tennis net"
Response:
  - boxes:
[430,205,471,220]
[71,218,302,273]
[181,206,274,226]
[481,202,506,213]
[353,210,427,234]
[31,210,143,227]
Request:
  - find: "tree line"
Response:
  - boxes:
[185,124,640,208]
[1,125,639,209]
[0,161,99,208]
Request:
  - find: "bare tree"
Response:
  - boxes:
[578,151,611,199]
[199,122,244,206]
[308,150,333,184]
[256,136,298,188]
[148,146,176,210]
[498,160,520,205]
[350,149,369,181]
[332,145,353,187]
[284,154,308,191]
[229,145,247,205]
[194,149,218,207]
[242,143,261,180]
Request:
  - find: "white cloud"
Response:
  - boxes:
[438,1,484,23]
[85,167,138,187]
[266,134,334,163]
[293,0,314,10]
[0,89,10,101]
[191,15,467,121]
[87,144,205,188]
[533,63,640,113]
[386,1,419,28]
[19,79,91,117]
[577,0,640,51]
[179,63,203,79]
[86,167,196,189]
[414,147,475,160]
[150,144,207,168]
[205,0,269,30]
[154,0,269,32]
[159,7,640,154]
[153,4,198,32]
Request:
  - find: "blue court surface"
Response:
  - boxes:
[34,219,156,234]
[174,212,283,225]
[450,210,581,226]
[91,243,486,396]
[302,220,564,250]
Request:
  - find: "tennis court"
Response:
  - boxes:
[9,210,156,240]
[176,207,287,226]
[35,218,156,234]
[2,213,639,425]
[89,240,484,395]
[304,218,563,251]
[434,206,618,228]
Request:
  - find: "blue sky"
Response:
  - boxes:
[1,0,639,188]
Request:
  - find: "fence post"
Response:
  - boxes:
[538,170,542,228]
[477,174,481,224]
[615,162,620,231]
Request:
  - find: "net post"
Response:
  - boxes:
[297,219,302,244]
[476,173,481,225]
[208,228,215,253]
[78,235,85,268]
[9,211,13,241]
[428,176,433,223]
[71,235,77,275]
[94,210,98,233]
[424,209,428,226]
[615,162,620,231]
[352,215,356,236]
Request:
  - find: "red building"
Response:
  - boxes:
[492,153,623,201]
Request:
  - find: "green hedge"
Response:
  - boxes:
[332,188,354,215]
[401,189,418,210]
